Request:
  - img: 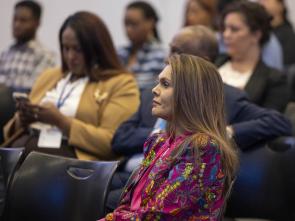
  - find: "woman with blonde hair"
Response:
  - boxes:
[99,54,238,220]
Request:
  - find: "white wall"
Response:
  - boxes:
[0,0,295,58]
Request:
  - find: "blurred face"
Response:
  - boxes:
[152,65,173,121]
[223,12,261,58]
[124,8,152,45]
[185,0,212,26]
[13,6,39,42]
[61,27,86,77]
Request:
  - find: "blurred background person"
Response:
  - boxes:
[183,0,218,29]
[215,0,284,71]
[0,0,56,93]
[3,11,139,161]
[258,0,295,69]
[217,0,289,112]
[117,1,166,91]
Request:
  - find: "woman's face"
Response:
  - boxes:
[61,27,86,76]
[185,0,212,27]
[152,65,173,121]
[223,12,261,58]
[124,8,152,45]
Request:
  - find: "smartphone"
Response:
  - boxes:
[12,92,29,102]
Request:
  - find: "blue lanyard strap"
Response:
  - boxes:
[56,79,80,109]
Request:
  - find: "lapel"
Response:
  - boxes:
[244,60,267,103]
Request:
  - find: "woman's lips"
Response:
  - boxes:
[152,100,160,107]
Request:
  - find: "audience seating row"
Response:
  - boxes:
[0,149,119,221]
[225,136,295,220]
[0,136,295,220]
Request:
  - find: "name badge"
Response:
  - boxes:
[38,127,62,148]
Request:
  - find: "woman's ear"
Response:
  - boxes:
[145,19,154,35]
[252,30,262,44]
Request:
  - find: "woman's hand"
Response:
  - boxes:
[27,102,72,136]
[16,100,38,127]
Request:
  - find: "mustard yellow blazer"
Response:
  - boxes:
[4,68,140,161]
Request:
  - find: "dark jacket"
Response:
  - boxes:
[216,56,289,112]
[273,22,295,67]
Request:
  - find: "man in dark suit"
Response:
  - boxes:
[108,25,292,210]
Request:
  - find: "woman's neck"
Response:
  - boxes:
[69,73,85,82]
[230,46,260,73]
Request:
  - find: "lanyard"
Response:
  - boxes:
[56,78,80,109]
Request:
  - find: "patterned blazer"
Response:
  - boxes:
[104,132,226,221]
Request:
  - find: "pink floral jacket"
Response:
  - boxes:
[104,132,226,221]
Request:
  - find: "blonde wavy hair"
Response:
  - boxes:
[167,54,238,192]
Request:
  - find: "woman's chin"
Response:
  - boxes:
[151,109,158,117]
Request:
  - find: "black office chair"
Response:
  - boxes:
[225,144,292,220]
[4,151,119,221]
[0,147,24,187]
[0,147,24,217]
[0,84,15,144]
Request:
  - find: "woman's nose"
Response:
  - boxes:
[223,28,230,39]
[152,84,160,96]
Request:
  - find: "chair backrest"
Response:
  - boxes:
[0,147,24,217]
[5,151,119,221]
[225,145,291,220]
[0,147,24,187]
[0,84,15,143]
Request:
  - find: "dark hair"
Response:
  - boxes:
[59,11,125,81]
[221,0,272,46]
[15,0,42,21]
[127,1,161,41]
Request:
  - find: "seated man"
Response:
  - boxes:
[109,25,292,209]
[0,1,56,93]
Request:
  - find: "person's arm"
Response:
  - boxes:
[229,95,292,149]
[262,33,283,71]
[111,111,154,156]
[112,90,156,156]
[105,137,224,220]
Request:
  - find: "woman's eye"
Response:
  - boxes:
[75,47,82,53]
[63,46,69,52]
[162,81,170,88]
[229,26,240,32]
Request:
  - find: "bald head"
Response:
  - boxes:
[170,25,219,62]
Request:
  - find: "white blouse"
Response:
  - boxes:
[40,73,88,117]
[31,73,88,131]
[218,61,253,90]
